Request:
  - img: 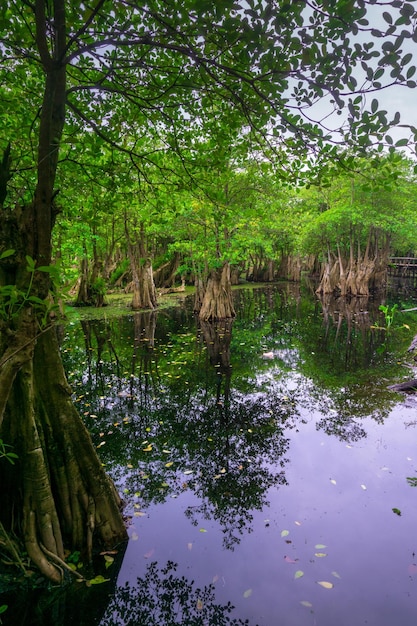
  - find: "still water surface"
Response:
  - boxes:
[6,284,417,625]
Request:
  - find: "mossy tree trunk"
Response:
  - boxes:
[0,1,126,582]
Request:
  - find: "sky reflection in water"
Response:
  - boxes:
[61,285,417,626]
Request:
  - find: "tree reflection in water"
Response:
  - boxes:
[101,561,254,626]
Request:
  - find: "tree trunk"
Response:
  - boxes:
[0,1,127,582]
[199,262,236,321]
[131,259,158,310]
[1,327,127,582]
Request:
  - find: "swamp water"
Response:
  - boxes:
[3,284,417,626]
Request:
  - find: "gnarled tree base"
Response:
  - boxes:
[0,326,127,583]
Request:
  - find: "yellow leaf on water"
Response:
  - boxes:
[295,570,304,579]
[281,530,290,537]
[165,462,174,467]
[314,553,327,558]
[143,445,152,452]
[317,581,333,589]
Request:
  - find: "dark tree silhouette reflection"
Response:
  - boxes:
[101,561,255,626]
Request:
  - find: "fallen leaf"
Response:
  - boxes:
[295,521,302,526]
[131,531,139,541]
[165,462,174,468]
[331,571,341,579]
[295,570,304,579]
[300,600,313,608]
[330,479,337,485]
[183,470,193,475]
[196,599,204,611]
[143,445,152,452]
[212,574,219,583]
[243,589,252,598]
[281,530,290,538]
[317,581,333,589]
[199,528,207,533]
[187,543,193,551]
[315,544,326,549]
[360,484,367,490]
[392,508,402,516]
[408,564,417,575]
[284,556,298,564]
[144,549,154,558]
[314,553,327,558]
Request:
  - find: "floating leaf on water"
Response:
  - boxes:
[183,470,193,475]
[392,508,402,516]
[281,530,290,538]
[360,484,367,490]
[165,462,174,468]
[161,482,169,488]
[294,570,304,579]
[187,543,193,551]
[142,445,152,452]
[199,528,207,533]
[131,532,139,541]
[220,468,226,474]
[295,521,302,526]
[408,563,417,574]
[196,599,204,611]
[330,479,337,485]
[162,449,171,454]
[284,556,298,564]
[127,463,133,469]
[300,601,313,608]
[317,581,333,589]
[314,553,327,558]
[134,511,147,517]
[212,574,219,583]
[331,571,341,579]
[144,549,154,559]
[315,544,326,549]
[243,589,253,598]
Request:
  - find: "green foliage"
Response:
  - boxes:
[0,439,18,464]
[379,303,398,329]
[91,277,106,297]
[0,252,61,326]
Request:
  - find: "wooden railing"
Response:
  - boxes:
[389,257,417,268]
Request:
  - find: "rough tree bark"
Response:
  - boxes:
[0,1,126,582]
[198,262,236,321]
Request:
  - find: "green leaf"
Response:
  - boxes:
[294,570,304,579]
[392,507,402,516]
[281,529,290,537]
[0,249,14,260]
[88,575,110,585]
